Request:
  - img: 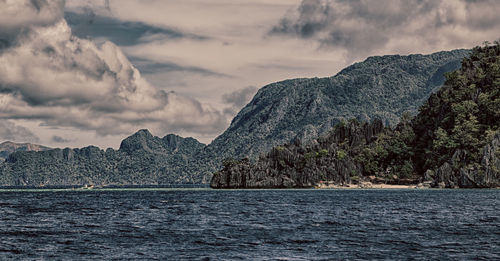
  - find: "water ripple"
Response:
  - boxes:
[0,189,498,259]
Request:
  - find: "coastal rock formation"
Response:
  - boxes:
[211,119,384,188]
[0,130,206,186]
[411,43,500,188]
[425,134,500,188]
[0,141,51,161]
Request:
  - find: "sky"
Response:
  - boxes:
[0,0,498,149]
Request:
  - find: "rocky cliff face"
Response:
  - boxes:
[424,134,500,188]
[0,141,51,161]
[0,130,206,186]
[211,125,500,189]
[211,119,384,188]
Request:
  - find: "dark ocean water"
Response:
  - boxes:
[0,189,498,260]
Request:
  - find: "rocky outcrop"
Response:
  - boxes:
[211,119,384,188]
[424,134,500,188]
[0,130,206,186]
[0,141,51,161]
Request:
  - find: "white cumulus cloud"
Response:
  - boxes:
[0,0,227,140]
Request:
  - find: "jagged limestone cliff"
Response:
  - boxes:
[425,133,500,188]
[0,141,51,161]
[211,119,384,188]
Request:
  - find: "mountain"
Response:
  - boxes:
[0,141,51,161]
[200,49,469,174]
[0,130,206,186]
[211,43,500,189]
[0,49,471,186]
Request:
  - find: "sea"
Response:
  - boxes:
[0,188,498,260]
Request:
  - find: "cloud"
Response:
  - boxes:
[64,11,207,47]
[51,135,75,143]
[222,86,258,108]
[0,120,40,143]
[222,86,258,116]
[0,0,64,38]
[129,56,228,77]
[270,0,500,58]
[0,0,228,138]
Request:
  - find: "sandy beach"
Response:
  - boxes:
[315,182,419,189]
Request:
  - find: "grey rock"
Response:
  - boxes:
[211,119,384,189]
[423,169,435,182]
[429,133,500,188]
[0,141,51,161]
[434,162,458,188]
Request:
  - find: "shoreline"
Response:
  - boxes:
[315,183,419,189]
[0,183,498,191]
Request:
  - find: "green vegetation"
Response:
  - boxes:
[354,42,499,180]
[0,130,207,186]
[318,149,329,158]
[204,49,468,172]
[1,47,492,187]
[355,113,415,178]
[412,42,500,173]
[212,42,499,188]
[336,150,346,160]
[279,160,286,168]
[275,145,286,151]
[362,42,499,180]
[304,152,316,160]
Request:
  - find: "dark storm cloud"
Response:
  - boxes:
[222,86,258,108]
[0,121,40,143]
[270,0,500,56]
[271,0,331,38]
[51,135,76,143]
[222,86,258,116]
[252,62,311,72]
[129,57,229,77]
[65,11,207,46]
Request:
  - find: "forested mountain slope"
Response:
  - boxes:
[202,49,469,167]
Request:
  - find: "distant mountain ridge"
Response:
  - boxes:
[0,141,51,161]
[0,131,205,186]
[0,49,470,186]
